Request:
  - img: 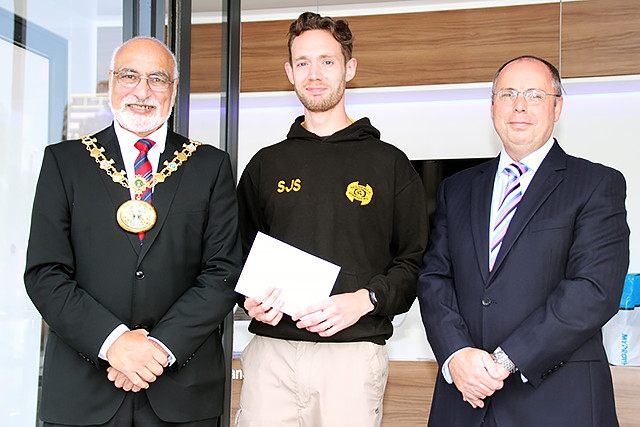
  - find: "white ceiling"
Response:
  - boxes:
[193,0,439,12]
[192,0,537,12]
[191,0,561,19]
[95,1,571,21]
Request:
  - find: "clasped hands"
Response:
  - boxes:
[244,287,374,337]
[449,347,511,409]
[105,328,169,392]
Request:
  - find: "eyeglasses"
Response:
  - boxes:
[492,89,561,105]
[112,70,175,92]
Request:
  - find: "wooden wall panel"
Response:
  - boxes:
[190,20,292,93]
[236,4,560,92]
[611,365,640,427]
[190,23,223,93]
[346,4,559,89]
[380,360,436,426]
[240,20,292,92]
[190,1,639,93]
[562,0,640,78]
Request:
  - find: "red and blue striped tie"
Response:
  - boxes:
[134,138,155,203]
[134,138,155,241]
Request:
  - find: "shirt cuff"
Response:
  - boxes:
[442,347,528,384]
[148,336,177,366]
[99,324,130,361]
[442,347,470,384]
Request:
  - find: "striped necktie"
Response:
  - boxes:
[134,138,155,242]
[134,138,155,203]
[489,162,528,271]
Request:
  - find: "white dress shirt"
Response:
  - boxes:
[98,121,176,365]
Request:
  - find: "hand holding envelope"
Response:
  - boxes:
[243,287,285,326]
[235,232,341,317]
[236,233,375,337]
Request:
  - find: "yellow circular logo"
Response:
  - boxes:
[345,181,373,206]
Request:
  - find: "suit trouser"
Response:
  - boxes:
[43,390,219,426]
[235,335,389,427]
[482,403,497,427]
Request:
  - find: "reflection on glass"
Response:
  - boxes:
[0,1,123,424]
[0,38,49,427]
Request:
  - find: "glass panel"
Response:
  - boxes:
[0,1,122,424]
[0,18,49,425]
[1,0,230,424]
[189,1,224,148]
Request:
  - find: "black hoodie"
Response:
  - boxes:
[237,116,428,344]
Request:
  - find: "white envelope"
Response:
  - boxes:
[235,232,341,316]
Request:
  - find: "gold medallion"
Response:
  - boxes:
[116,199,157,233]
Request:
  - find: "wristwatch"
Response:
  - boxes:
[492,346,517,374]
[367,289,378,309]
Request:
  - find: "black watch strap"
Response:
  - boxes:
[368,289,378,308]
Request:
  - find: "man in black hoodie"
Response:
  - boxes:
[235,12,428,427]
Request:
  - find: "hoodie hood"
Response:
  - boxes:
[286,115,381,144]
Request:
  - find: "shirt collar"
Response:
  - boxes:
[498,136,555,175]
[113,120,167,154]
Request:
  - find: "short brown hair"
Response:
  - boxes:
[287,11,354,64]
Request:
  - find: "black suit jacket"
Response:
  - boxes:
[418,141,629,427]
[25,125,242,424]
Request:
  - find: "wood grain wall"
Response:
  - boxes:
[562,0,640,77]
[190,0,640,93]
[344,3,560,89]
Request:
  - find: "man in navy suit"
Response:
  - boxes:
[25,37,241,426]
[417,55,629,427]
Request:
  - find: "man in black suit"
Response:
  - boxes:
[24,36,242,426]
[417,56,630,427]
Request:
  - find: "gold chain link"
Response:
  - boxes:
[80,134,201,193]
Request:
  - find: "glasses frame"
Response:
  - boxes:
[111,70,176,92]
[492,89,562,105]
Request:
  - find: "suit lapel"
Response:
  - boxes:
[489,141,567,277]
[470,158,499,286]
[90,125,143,255]
[137,131,188,260]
